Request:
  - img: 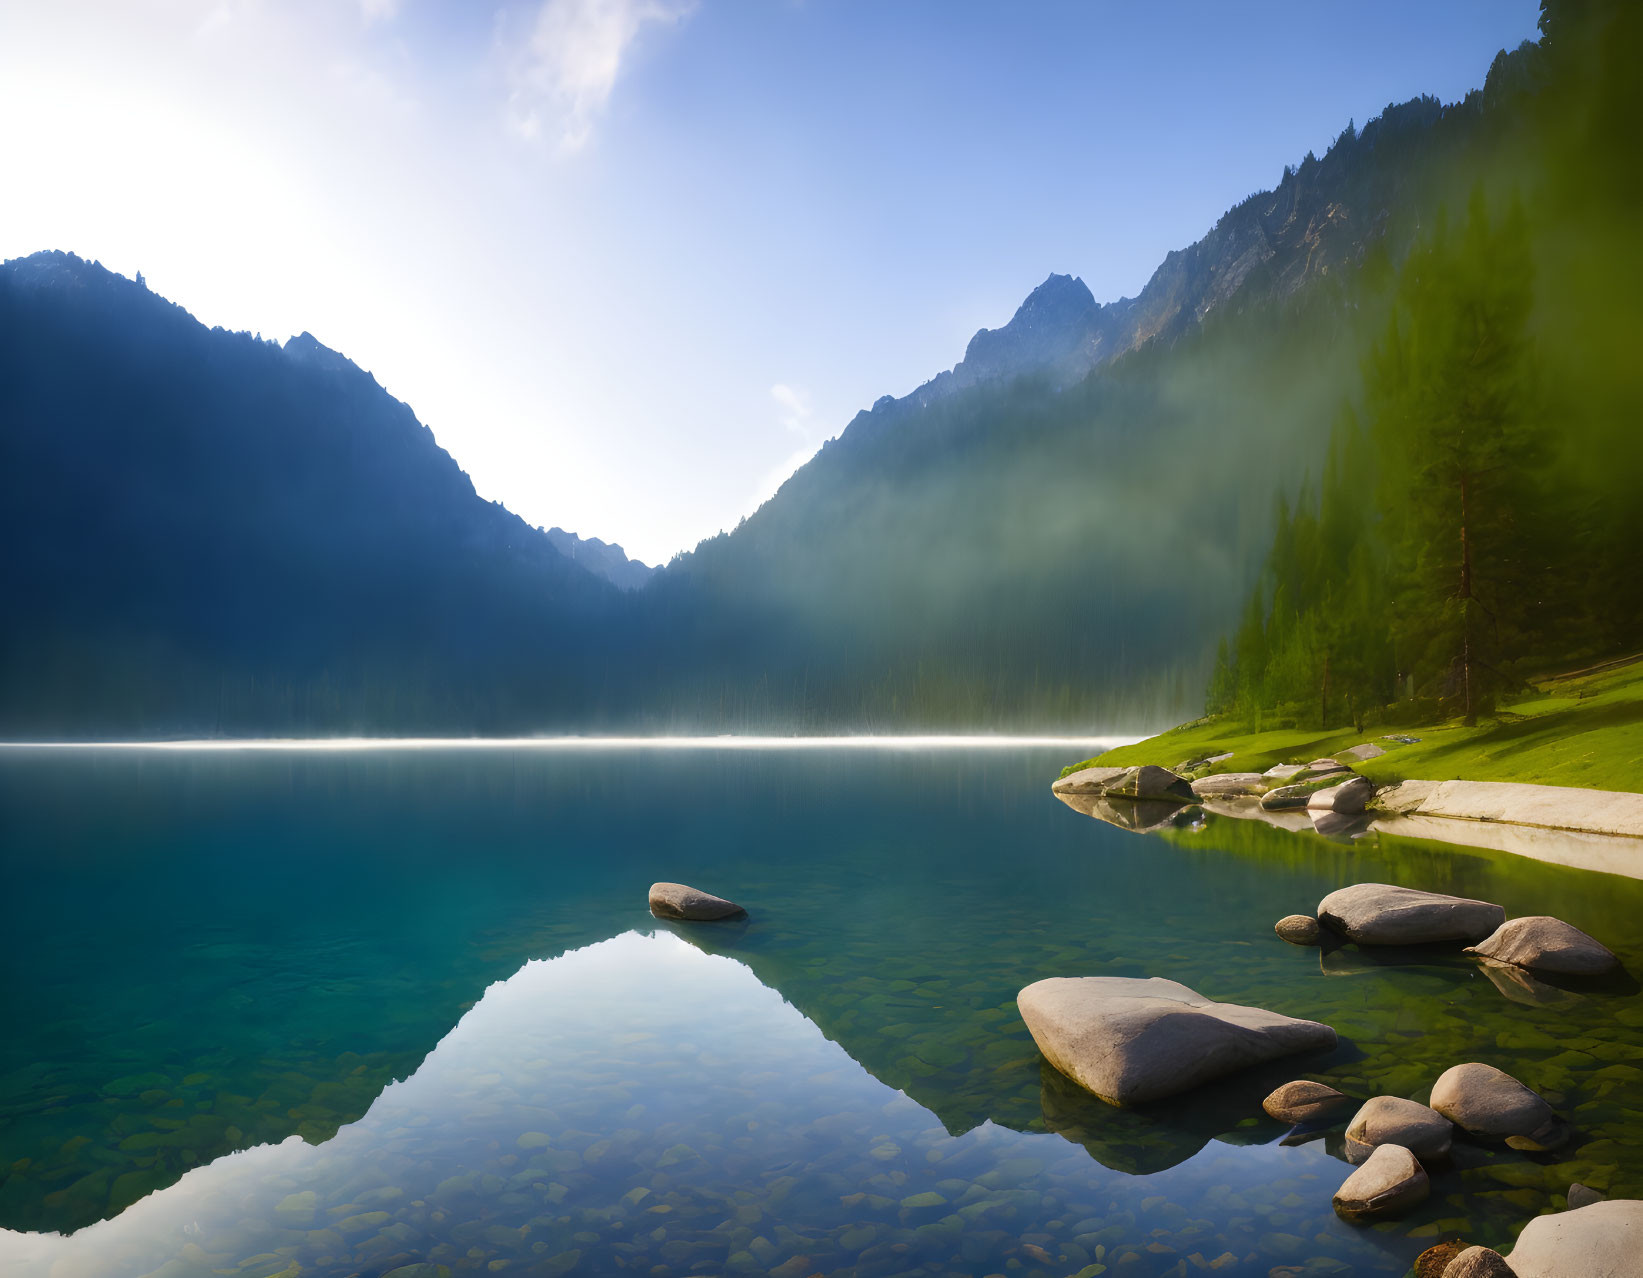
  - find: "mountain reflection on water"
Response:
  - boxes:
[0,932,1396,1278]
[3,746,1641,1277]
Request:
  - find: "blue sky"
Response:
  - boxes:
[0,0,1540,564]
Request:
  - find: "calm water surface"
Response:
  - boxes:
[1,746,1640,1277]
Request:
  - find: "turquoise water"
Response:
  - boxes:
[1,747,1640,1277]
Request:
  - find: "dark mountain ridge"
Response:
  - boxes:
[543,527,655,592]
[0,252,631,735]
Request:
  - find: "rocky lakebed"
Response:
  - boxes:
[2,745,1641,1278]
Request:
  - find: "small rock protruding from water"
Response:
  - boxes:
[1318,883,1505,946]
[1567,1182,1606,1208]
[648,882,746,921]
[1051,765,1127,795]
[1275,914,1325,946]
[1430,1062,1563,1146]
[1263,1079,1350,1123]
[1345,1095,1453,1162]
[1332,1142,1429,1221]
[1105,764,1195,802]
[1442,1246,1515,1277]
[1465,916,1620,976]
[1264,763,1306,780]
[1505,1199,1643,1276]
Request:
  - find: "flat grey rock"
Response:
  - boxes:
[1567,1182,1606,1209]
[1345,1095,1452,1161]
[1016,976,1336,1107]
[1191,771,1268,798]
[1465,915,1620,976]
[1505,1199,1643,1277]
[1264,763,1306,780]
[1413,779,1643,838]
[1341,742,1387,761]
[1318,883,1505,946]
[1051,765,1128,795]
[1263,1079,1350,1124]
[1308,775,1375,813]
[1430,1062,1558,1142]
[648,882,745,921]
[1375,779,1439,814]
[1333,1143,1429,1221]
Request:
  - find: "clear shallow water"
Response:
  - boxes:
[1,747,1640,1278]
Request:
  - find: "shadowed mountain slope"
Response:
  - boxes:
[0,253,630,736]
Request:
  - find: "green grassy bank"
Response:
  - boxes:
[1065,655,1643,794]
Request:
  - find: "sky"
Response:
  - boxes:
[0,0,1540,566]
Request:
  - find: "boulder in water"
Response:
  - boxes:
[1465,916,1620,976]
[1442,1247,1514,1277]
[1345,1095,1452,1161]
[1430,1062,1560,1144]
[1414,1241,1467,1277]
[1275,914,1325,946]
[1016,975,1336,1107]
[1318,883,1504,946]
[1505,1198,1643,1277]
[1332,1143,1429,1221]
[648,882,746,921]
[1263,1079,1350,1123]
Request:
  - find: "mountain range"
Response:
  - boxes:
[4,0,1630,737]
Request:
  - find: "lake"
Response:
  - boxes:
[1,744,1640,1278]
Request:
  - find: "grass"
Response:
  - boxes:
[1063,655,1643,794]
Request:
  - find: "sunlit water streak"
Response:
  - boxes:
[0,733,1143,752]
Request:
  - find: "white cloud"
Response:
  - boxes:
[498,0,695,150]
[359,0,400,24]
[770,381,811,435]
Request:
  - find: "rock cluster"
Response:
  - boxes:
[1051,764,1195,803]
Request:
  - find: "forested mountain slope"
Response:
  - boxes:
[639,22,1564,729]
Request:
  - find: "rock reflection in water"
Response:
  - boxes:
[1,932,1419,1278]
